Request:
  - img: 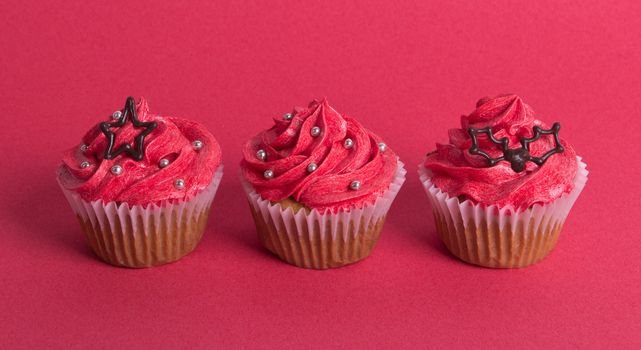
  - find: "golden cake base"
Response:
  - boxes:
[250,198,385,269]
[434,212,564,268]
[77,206,211,268]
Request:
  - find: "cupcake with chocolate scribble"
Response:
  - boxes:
[57,97,223,268]
[419,94,588,268]
[240,99,406,269]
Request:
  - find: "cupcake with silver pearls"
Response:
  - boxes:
[240,98,406,269]
[57,96,223,268]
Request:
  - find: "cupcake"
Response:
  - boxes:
[240,99,406,269]
[57,97,223,268]
[419,94,588,268]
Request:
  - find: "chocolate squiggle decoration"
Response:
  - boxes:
[468,122,564,172]
[100,96,158,161]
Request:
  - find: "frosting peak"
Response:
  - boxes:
[464,94,537,135]
[425,94,578,210]
[241,99,398,212]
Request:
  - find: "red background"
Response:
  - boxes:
[1,1,640,349]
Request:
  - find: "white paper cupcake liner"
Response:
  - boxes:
[242,160,406,269]
[418,157,588,268]
[58,166,224,267]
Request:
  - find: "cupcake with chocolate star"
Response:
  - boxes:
[57,97,223,268]
[240,99,406,269]
[419,94,588,268]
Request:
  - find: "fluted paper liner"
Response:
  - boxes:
[59,166,223,268]
[419,157,588,268]
[242,160,406,269]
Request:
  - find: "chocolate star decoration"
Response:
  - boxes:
[467,122,565,173]
[100,97,158,161]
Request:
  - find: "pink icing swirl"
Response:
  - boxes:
[424,94,578,210]
[57,97,221,206]
[240,99,397,212]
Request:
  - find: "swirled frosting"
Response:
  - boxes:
[240,99,398,212]
[57,97,221,206]
[424,94,578,210]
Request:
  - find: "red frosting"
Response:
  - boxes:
[240,99,398,212]
[57,97,221,206]
[424,94,578,210]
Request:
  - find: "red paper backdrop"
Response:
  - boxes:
[1,1,640,349]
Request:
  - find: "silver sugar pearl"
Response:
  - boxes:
[310,126,321,137]
[256,149,267,161]
[349,180,361,190]
[158,158,170,168]
[192,140,203,150]
[80,144,88,152]
[80,161,90,169]
[283,113,293,121]
[264,169,274,179]
[175,179,185,189]
[378,142,387,152]
[112,110,122,120]
[110,165,123,175]
[344,138,354,149]
[307,162,318,173]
